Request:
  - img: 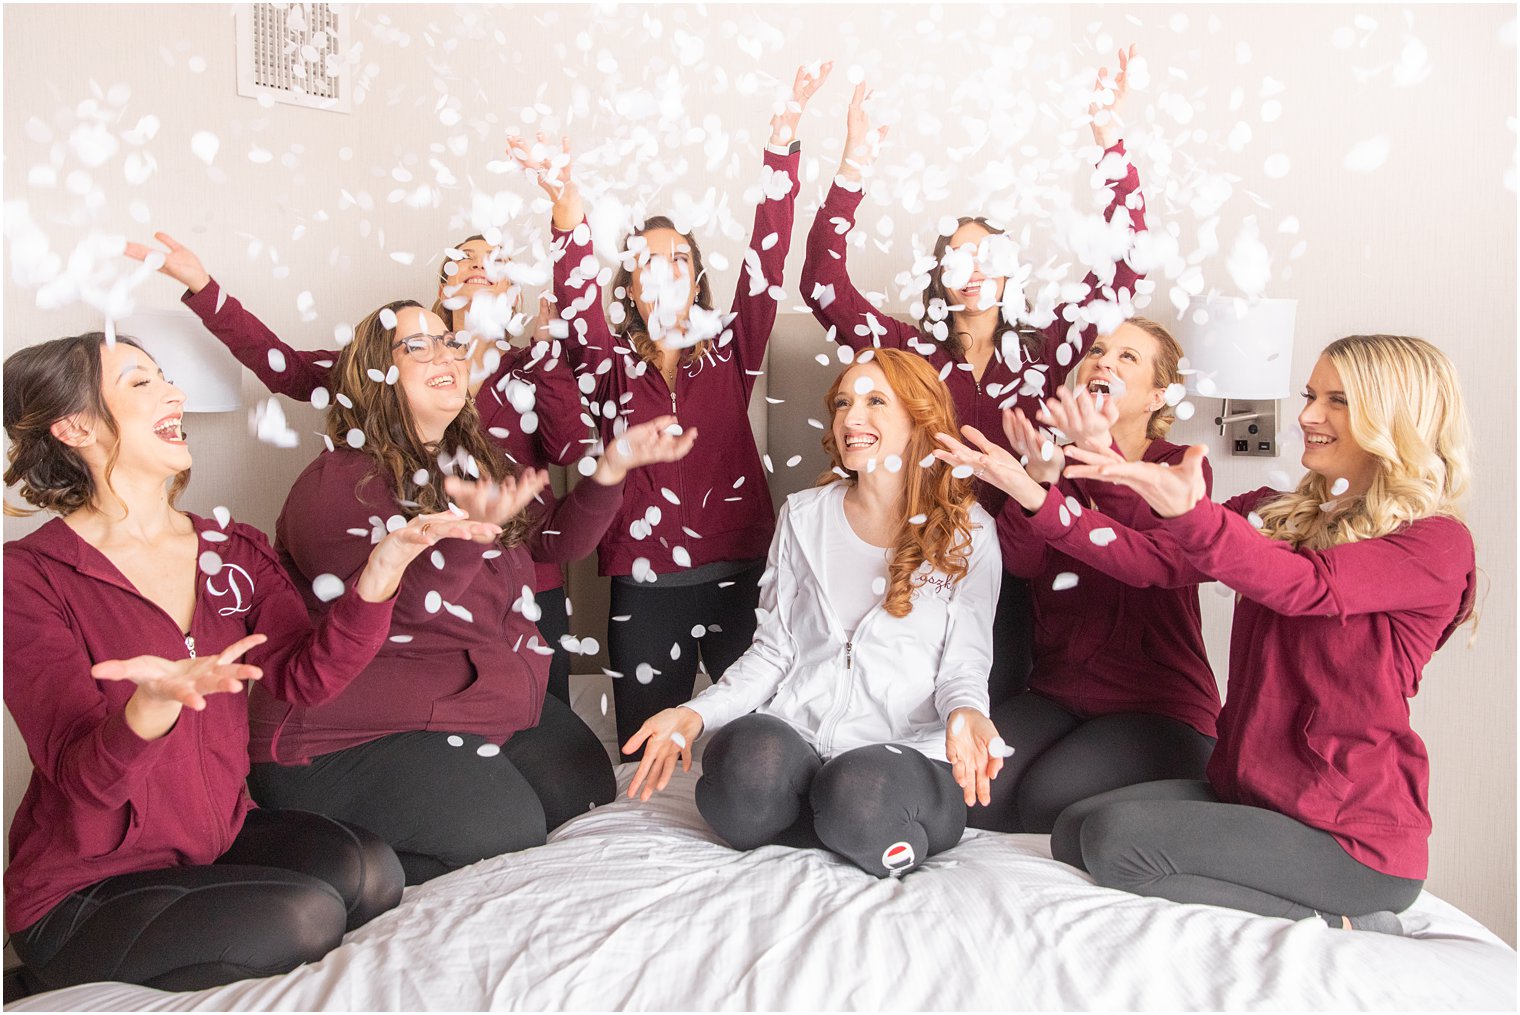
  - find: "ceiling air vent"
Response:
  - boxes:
[235,3,352,113]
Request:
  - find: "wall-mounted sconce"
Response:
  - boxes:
[116,307,244,413]
[1175,297,1297,457]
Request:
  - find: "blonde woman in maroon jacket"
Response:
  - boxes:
[950,334,1475,933]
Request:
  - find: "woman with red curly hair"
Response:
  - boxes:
[623,349,1005,878]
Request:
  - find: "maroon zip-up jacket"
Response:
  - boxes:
[997,439,1220,737]
[550,149,799,577]
[182,280,590,594]
[4,515,394,932]
[1025,486,1476,879]
[801,142,1147,515]
[249,448,623,764]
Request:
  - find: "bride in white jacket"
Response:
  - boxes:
[626,348,1006,877]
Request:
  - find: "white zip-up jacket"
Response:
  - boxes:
[687,483,1001,762]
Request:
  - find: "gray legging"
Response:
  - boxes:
[695,714,967,877]
[1052,779,1424,920]
[968,691,1216,834]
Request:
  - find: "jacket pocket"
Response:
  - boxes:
[1299,705,1353,802]
[1230,695,1349,822]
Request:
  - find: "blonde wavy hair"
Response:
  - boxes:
[1254,334,1472,551]
[819,348,978,617]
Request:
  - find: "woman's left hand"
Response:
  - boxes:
[769,61,833,147]
[1038,386,1121,455]
[946,707,1005,807]
[592,415,698,486]
[1089,43,1138,148]
[442,469,551,526]
[1063,442,1208,518]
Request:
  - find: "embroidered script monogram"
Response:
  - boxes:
[205,564,255,617]
[913,573,956,596]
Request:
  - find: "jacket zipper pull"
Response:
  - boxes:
[185,636,197,659]
[670,390,677,417]
[845,641,853,670]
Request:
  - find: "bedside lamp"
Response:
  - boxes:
[115,307,243,413]
[1175,297,1296,457]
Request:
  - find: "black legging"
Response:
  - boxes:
[986,571,1035,706]
[695,714,967,877]
[535,585,573,705]
[968,691,1216,833]
[1052,779,1424,920]
[607,562,765,751]
[248,694,615,885]
[11,809,402,994]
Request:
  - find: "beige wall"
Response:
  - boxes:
[3,4,1513,944]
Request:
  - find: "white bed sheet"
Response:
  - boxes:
[9,764,1515,1012]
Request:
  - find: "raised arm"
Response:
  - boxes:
[478,296,594,467]
[726,63,828,384]
[801,81,919,354]
[125,232,335,400]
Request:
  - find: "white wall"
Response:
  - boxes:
[3,4,1514,944]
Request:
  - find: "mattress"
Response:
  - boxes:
[8,762,1515,1012]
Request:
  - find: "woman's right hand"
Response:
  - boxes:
[1003,408,1065,486]
[932,425,1047,512]
[506,132,583,230]
[357,510,506,603]
[838,81,889,182]
[123,231,210,294]
[623,706,705,801]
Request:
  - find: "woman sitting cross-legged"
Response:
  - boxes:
[961,333,1475,932]
[624,348,1005,878]
[245,298,696,885]
[4,333,493,991]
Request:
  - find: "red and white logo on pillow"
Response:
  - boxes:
[882,841,916,875]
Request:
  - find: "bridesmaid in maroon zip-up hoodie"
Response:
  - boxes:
[936,318,1219,834]
[968,334,1474,932]
[125,231,592,704]
[3,333,497,991]
[512,64,831,748]
[801,47,1150,705]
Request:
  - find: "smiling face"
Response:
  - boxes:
[88,339,191,479]
[628,227,698,342]
[1299,354,1380,496]
[392,306,469,441]
[831,362,914,472]
[942,221,1006,314]
[1074,321,1167,426]
[438,238,517,328]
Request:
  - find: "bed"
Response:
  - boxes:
[8,755,1515,1011]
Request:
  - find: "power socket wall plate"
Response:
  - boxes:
[1217,399,1279,457]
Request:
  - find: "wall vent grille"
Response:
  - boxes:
[235,3,351,113]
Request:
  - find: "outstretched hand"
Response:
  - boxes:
[506,132,583,230]
[443,469,552,527]
[93,633,267,712]
[1063,442,1207,518]
[769,61,833,146]
[623,707,705,801]
[594,415,698,485]
[839,81,890,182]
[1090,43,1138,148]
[1003,407,1065,487]
[123,231,210,294]
[946,707,1005,807]
[932,425,1047,512]
[1038,386,1121,456]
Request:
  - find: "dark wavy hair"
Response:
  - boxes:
[326,300,530,546]
[4,333,189,517]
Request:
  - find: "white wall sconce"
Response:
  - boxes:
[1176,297,1297,457]
[116,307,244,413]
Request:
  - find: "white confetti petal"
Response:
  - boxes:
[1089,527,1118,546]
[311,573,344,602]
[477,743,501,758]
[1052,572,1079,591]
[447,734,464,746]
[1330,477,1350,496]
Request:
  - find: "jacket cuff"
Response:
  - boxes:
[1023,485,1073,540]
[181,277,222,318]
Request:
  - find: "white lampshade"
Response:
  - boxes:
[115,307,244,412]
[1175,297,1297,400]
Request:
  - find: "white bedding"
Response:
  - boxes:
[9,764,1515,1012]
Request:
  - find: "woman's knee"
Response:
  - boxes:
[1074,801,1170,892]
[811,747,963,877]
[702,715,819,793]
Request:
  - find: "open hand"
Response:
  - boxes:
[93,633,267,711]
[1003,407,1065,486]
[946,707,1005,807]
[1063,442,1207,518]
[623,706,705,801]
[839,82,890,181]
[123,231,210,294]
[932,425,1047,511]
[443,469,551,527]
[769,61,833,146]
[1090,43,1138,148]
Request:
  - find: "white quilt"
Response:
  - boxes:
[9,765,1515,1011]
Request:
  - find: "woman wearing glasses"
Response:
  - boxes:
[229,297,695,882]
[125,232,592,705]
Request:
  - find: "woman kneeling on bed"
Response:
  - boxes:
[2,333,498,991]
[625,348,1006,878]
[946,333,1475,932]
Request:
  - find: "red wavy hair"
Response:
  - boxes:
[819,348,977,617]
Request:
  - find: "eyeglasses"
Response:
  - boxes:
[391,332,475,363]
